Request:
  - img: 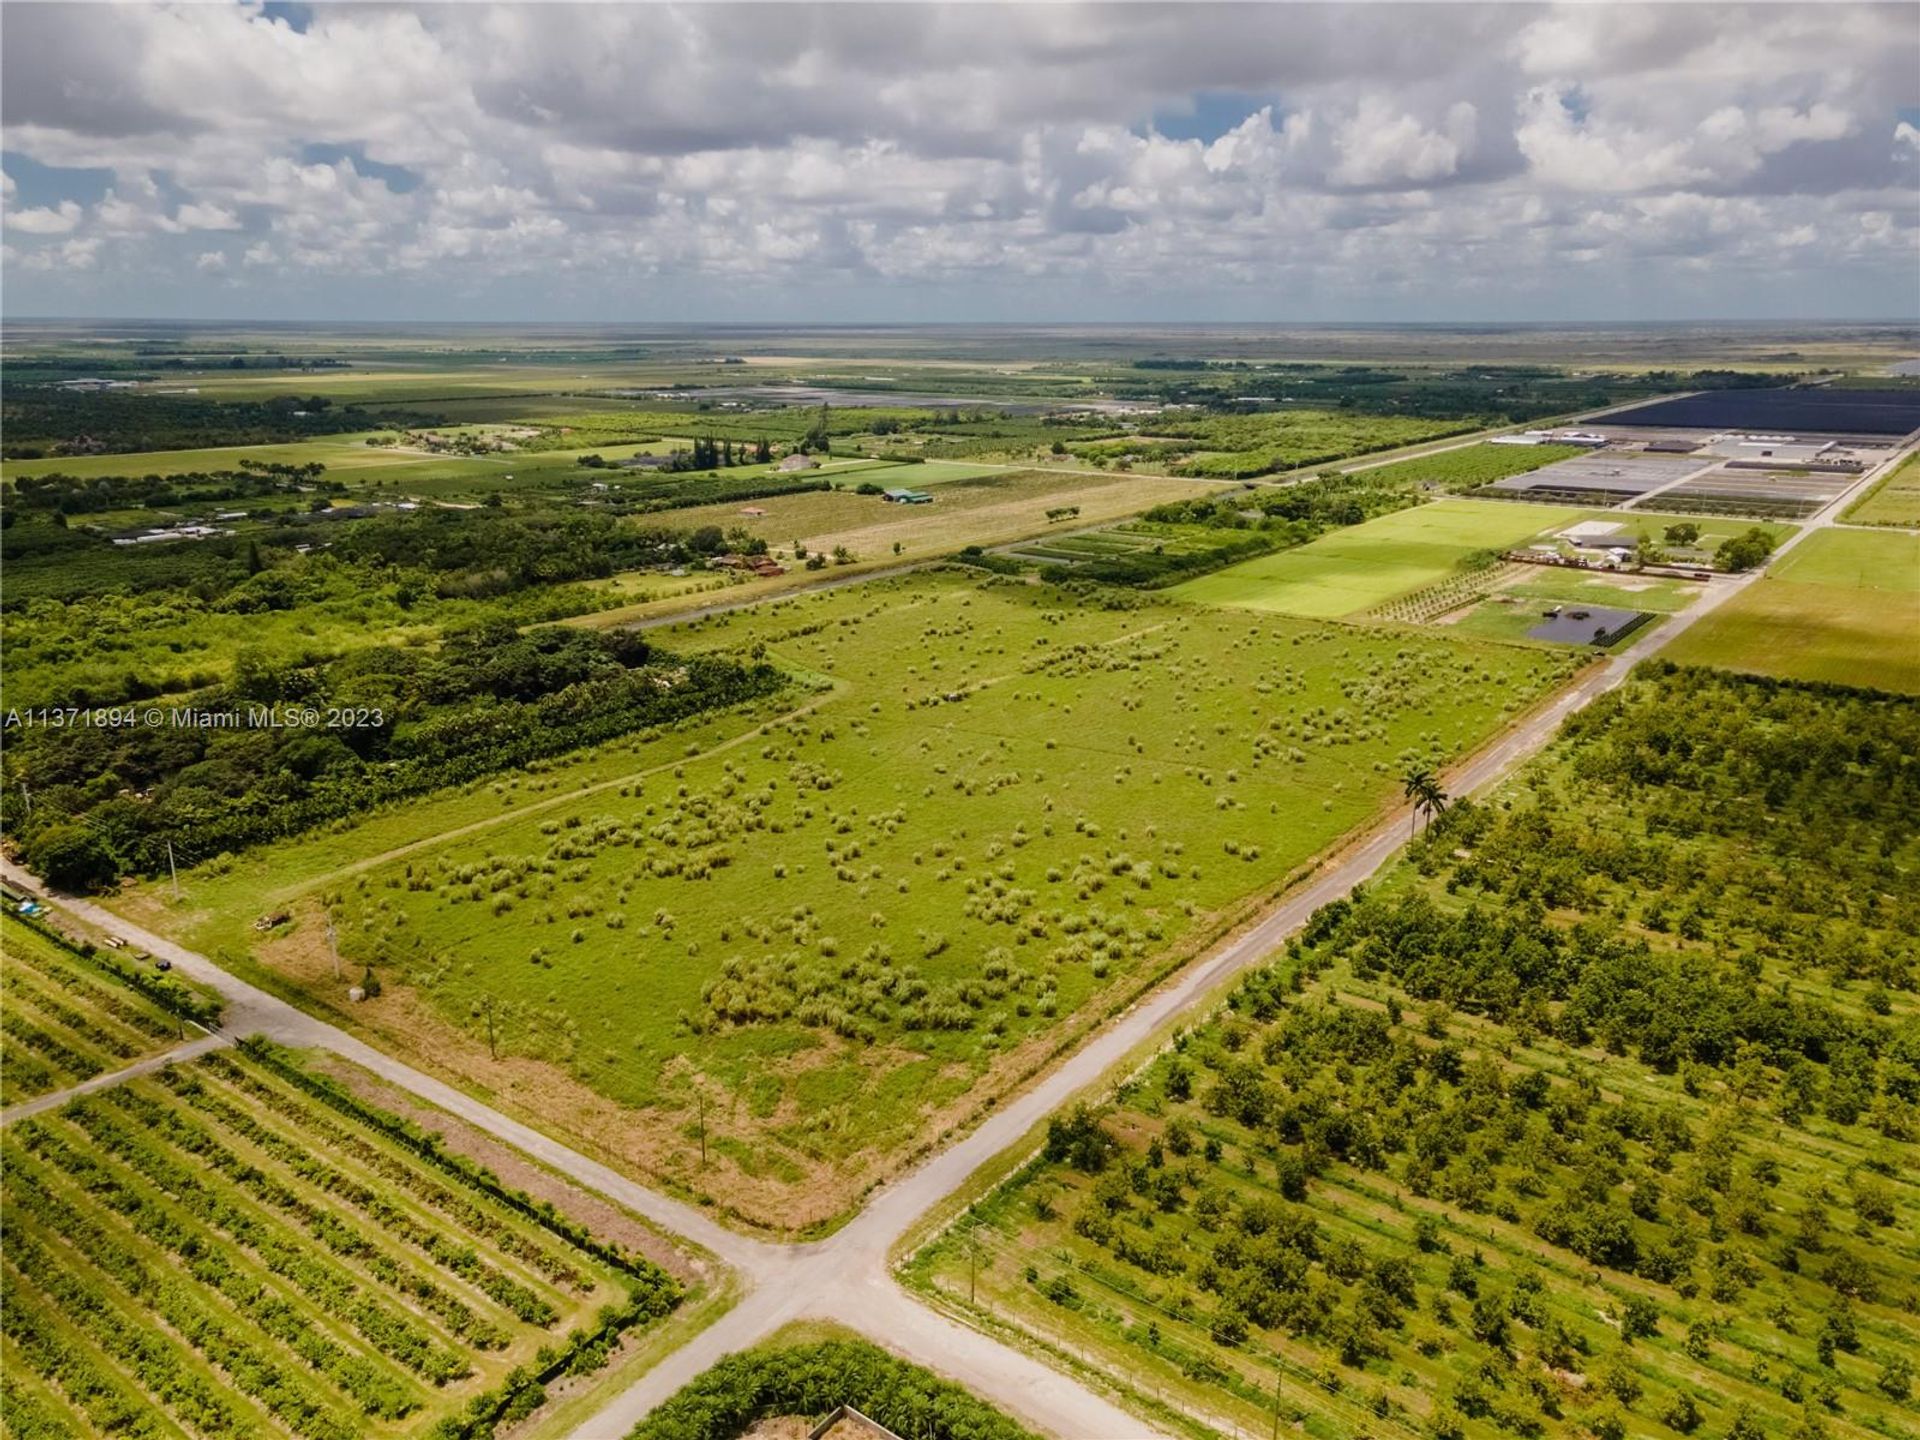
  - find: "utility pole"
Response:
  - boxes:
[966,1220,981,1305]
[166,840,181,901]
[481,995,498,1059]
[1271,1359,1284,1440]
[325,918,341,979]
[695,1080,708,1169]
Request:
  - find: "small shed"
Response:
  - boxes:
[882,488,934,505]
[778,453,819,472]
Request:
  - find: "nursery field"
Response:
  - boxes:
[0,1040,682,1440]
[0,913,207,1108]
[911,665,1920,1440]
[1843,451,1920,528]
[131,570,1579,1232]
[1663,529,1920,694]
[1169,500,1588,618]
[1344,442,1593,491]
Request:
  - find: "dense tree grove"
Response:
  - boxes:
[0,389,443,458]
[6,461,336,515]
[6,625,785,888]
[938,665,1918,1440]
[629,1339,1040,1440]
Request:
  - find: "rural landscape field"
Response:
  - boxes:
[3,2,1918,1438]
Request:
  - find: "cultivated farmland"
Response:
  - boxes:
[1168,500,1589,618]
[0,1041,682,1439]
[1662,529,1920,694]
[161,570,1578,1231]
[1844,450,1920,527]
[911,665,1920,1440]
[0,912,214,1108]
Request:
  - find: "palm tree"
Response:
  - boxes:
[1402,764,1450,837]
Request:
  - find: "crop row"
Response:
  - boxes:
[144,1067,558,1327]
[3,1168,349,1440]
[195,1051,592,1292]
[0,1006,104,1085]
[58,1095,473,1388]
[16,944,183,1044]
[12,1117,438,1416]
[4,972,151,1062]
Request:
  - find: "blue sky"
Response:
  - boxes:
[3,3,1917,323]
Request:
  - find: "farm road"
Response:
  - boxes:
[0,442,1887,1440]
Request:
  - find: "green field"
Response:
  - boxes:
[1168,500,1586,617]
[1843,450,1920,527]
[0,1040,681,1438]
[910,667,1920,1440]
[0,914,208,1108]
[1663,529,1920,693]
[127,569,1578,1232]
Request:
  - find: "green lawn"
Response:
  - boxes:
[1663,528,1920,693]
[125,569,1579,1232]
[1168,500,1587,617]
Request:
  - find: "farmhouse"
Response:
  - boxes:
[778,453,820,472]
[882,487,934,504]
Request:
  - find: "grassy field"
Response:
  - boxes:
[1663,529,1920,694]
[0,914,204,1107]
[0,1040,681,1438]
[1168,501,1588,617]
[909,667,1920,1440]
[116,570,1580,1232]
[1843,451,1920,527]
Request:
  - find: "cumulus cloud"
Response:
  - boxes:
[0,1,1915,318]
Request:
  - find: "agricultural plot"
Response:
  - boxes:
[1636,467,1852,521]
[1663,529,1920,694]
[1343,443,1593,492]
[1003,521,1271,574]
[911,666,1920,1440]
[181,571,1576,1232]
[0,1041,681,1439]
[1169,500,1586,618]
[653,468,1216,568]
[1844,450,1920,527]
[1146,412,1481,480]
[0,913,209,1108]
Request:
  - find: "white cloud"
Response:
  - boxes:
[0,2,1913,317]
[6,200,83,235]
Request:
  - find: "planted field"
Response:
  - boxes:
[912,666,1920,1440]
[1350,443,1592,491]
[1169,500,1586,618]
[654,468,1217,567]
[150,570,1577,1231]
[0,913,207,1108]
[1663,529,1920,694]
[1844,451,1920,527]
[0,1040,681,1439]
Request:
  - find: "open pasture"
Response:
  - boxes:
[0,1041,681,1439]
[204,570,1576,1231]
[0,913,204,1108]
[1662,528,1920,693]
[1168,500,1586,617]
